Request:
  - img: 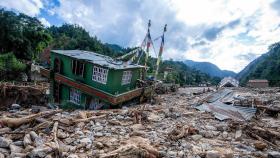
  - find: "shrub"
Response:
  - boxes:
[0,52,26,72]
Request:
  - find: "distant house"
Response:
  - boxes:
[247,79,269,88]
[219,77,239,87]
[46,50,145,109]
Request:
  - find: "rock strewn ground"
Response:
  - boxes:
[0,87,279,158]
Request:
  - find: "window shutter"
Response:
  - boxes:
[81,63,85,77]
[71,60,75,74]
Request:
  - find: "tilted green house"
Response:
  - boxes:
[49,50,145,109]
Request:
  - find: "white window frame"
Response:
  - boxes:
[92,66,108,84]
[69,88,81,104]
[122,70,132,85]
[89,98,105,110]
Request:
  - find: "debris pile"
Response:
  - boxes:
[0,87,279,157]
[0,82,49,110]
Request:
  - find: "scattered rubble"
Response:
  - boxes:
[0,82,49,110]
[0,86,279,157]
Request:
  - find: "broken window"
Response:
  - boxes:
[53,82,60,103]
[88,98,105,110]
[71,60,84,76]
[92,66,108,84]
[54,58,61,73]
[69,88,81,104]
[122,70,132,85]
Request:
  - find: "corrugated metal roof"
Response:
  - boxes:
[52,50,145,70]
[195,89,256,121]
[219,77,239,87]
[196,102,256,121]
[205,89,232,103]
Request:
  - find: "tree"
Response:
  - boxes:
[0,9,52,60]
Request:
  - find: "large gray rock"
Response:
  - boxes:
[10,152,26,158]
[57,129,69,139]
[0,137,12,148]
[28,147,53,158]
[0,148,9,155]
[205,125,217,131]
[206,150,221,158]
[191,134,203,141]
[67,154,79,158]
[23,134,32,147]
[95,132,103,137]
[79,137,92,149]
[167,150,177,157]
[235,130,242,140]
[11,104,21,110]
[0,127,11,133]
[268,151,280,158]
[9,144,23,153]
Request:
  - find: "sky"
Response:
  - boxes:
[1,0,280,72]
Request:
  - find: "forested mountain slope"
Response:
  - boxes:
[184,60,236,78]
[237,42,280,86]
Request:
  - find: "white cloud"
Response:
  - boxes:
[0,0,43,16]
[39,17,51,27]
[169,0,280,72]
[2,0,280,72]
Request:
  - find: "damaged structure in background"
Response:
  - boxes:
[247,79,269,88]
[219,77,239,88]
[0,82,49,110]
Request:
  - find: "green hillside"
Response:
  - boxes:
[238,42,280,86]
[0,8,218,85]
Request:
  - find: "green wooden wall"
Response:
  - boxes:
[50,51,142,96]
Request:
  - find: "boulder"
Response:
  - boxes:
[254,141,267,150]
[9,144,23,153]
[57,129,69,139]
[28,147,53,158]
[191,134,203,141]
[67,154,79,158]
[11,104,21,110]
[0,127,11,133]
[206,150,221,158]
[268,151,280,158]
[94,141,104,149]
[0,137,12,148]
[79,138,92,148]
[23,134,32,147]
[235,130,242,140]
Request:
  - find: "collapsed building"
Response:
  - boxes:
[42,50,145,110]
[37,21,169,110]
[247,79,269,88]
[219,77,239,88]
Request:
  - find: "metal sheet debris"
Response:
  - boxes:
[196,88,257,121]
[196,102,256,121]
